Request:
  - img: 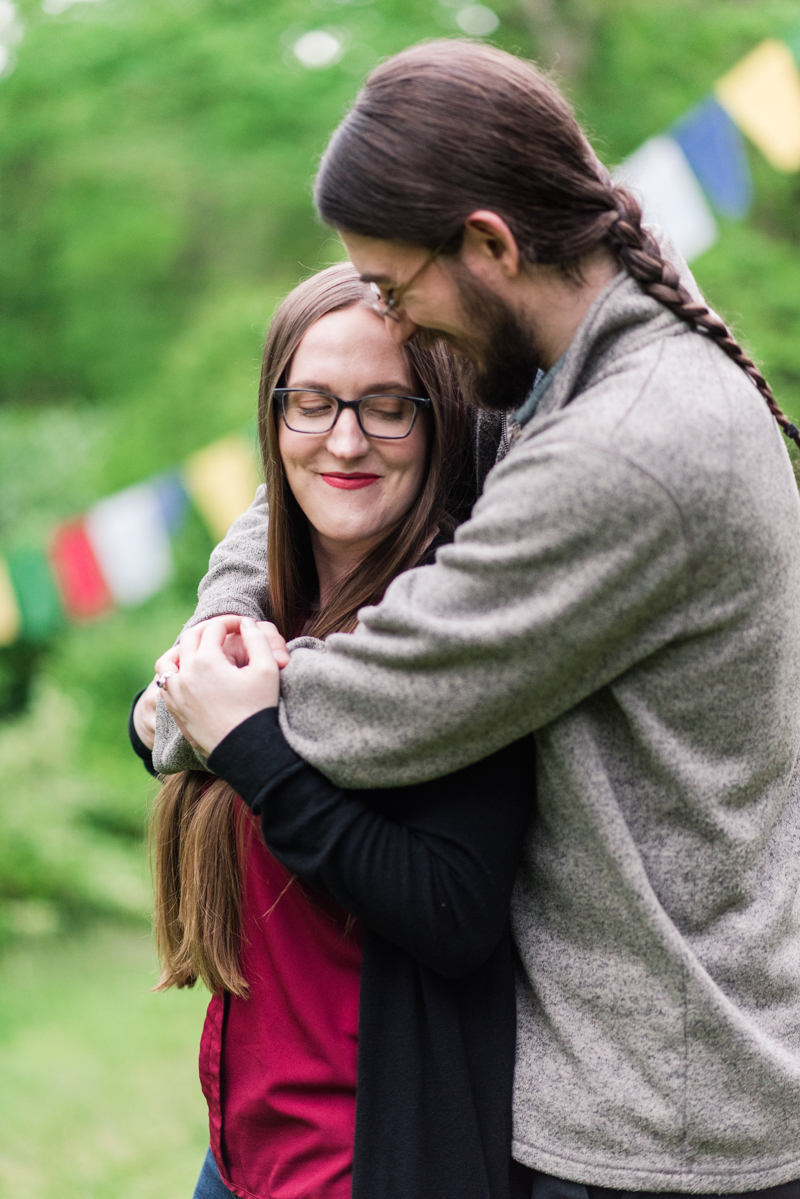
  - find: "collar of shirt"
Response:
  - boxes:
[513,354,567,430]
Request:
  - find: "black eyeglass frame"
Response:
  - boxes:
[274,388,432,440]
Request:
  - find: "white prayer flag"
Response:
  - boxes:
[85,482,174,607]
[614,135,718,262]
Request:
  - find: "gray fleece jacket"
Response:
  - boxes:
[153,269,800,1192]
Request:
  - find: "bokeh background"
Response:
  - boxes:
[1,0,800,1193]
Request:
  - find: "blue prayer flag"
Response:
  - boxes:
[154,471,190,533]
[674,96,753,220]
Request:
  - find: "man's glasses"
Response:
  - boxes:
[368,237,450,323]
[275,389,431,439]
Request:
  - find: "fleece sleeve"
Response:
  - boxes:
[150,485,271,774]
[190,484,270,626]
[278,434,690,788]
[208,708,534,978]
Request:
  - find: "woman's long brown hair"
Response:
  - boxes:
[260,264,470,639]
[152,262,471,997]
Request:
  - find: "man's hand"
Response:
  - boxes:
[157,616,281,757]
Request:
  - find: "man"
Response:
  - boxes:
[154,40,800,1198]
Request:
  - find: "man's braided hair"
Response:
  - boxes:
[315,39,799,449]
[607,190,798,443]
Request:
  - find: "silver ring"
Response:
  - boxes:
[155,668,178,690]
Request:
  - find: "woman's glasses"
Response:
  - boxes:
[275,389,431,440]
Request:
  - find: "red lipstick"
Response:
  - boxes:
[320,472,380,490]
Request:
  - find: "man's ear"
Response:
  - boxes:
[461,211,521,278]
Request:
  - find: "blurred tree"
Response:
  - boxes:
[518,0,597,80]
[0,0,345,402]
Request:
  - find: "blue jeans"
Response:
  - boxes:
[193,1149,236,1199]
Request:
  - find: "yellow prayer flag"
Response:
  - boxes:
[0,555,22,646]
[716,39,800,172]
[183,435,262,541]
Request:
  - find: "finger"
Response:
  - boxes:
[223,631,248,667]
[154,643,181,676]
[153,653,179,679]
[195,614,247,652]
[156,665,182,701]
[160,687,188,733]
[175,617,229,672]
[143,677,160,713]
[176,621,206,660]
[256,621,290,667]
[239,617,279,671]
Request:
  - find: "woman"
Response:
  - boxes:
[130,264,534,1199]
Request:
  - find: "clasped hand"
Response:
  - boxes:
[152,616,289,758]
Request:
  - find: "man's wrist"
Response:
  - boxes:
[200,701,278,759]
[208,707,302,810]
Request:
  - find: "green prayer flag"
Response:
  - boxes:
[7,547,64,641]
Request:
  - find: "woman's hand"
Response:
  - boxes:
[221,621,290,670]
[132,677,160,750]
[157,616,281,758]
[152,618,289,675]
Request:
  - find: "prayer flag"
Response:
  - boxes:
[183,435,262,541]
[6,547,64,641]
[715,39,800,172]
[614,135,718,262]
[154,471,190,533]
[85,482,174,607]
[673,96,753,220]
[0,556,22,647]
[50,521,113,620]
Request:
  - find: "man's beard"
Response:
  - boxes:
[417,265,544,413]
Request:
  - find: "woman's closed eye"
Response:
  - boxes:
[362,397,413,425]
[294,393,338,417]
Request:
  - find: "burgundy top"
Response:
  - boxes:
[199,801,363,1199]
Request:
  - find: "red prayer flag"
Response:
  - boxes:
[50,521,113,620]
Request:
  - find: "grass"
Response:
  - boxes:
[0,922,211,1197]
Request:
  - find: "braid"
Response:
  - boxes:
[606,187,800,452]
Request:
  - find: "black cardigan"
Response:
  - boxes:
[130,702,535,1199]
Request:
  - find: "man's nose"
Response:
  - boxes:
[326,408,370,458]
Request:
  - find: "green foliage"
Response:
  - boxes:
[0,0,523,406]
[0,682,150,934]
